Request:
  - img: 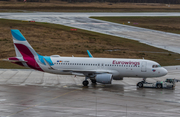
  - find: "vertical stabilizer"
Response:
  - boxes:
[11,29,44,71]
[11,29,37,58]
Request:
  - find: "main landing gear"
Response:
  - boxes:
[82,76,96,86]
[91,79,97,84]
[82,80,89,86]
[82,76,89,86]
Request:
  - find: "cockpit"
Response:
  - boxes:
[152,65,161,68]
[149,61,168,77]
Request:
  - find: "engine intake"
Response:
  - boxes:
[95,74,112,84]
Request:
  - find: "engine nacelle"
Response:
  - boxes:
[95,74,112,84]
[113,77,123,80]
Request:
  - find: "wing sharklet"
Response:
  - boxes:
[87,50,93,58]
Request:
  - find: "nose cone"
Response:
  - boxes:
[162,68,168,76]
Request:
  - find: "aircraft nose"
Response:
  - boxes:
[162,68,168,76]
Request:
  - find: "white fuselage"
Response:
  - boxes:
[39,57,168,79]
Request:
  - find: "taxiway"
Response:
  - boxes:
[1,12,180,53]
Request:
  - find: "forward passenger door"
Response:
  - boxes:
[141,61,147,72]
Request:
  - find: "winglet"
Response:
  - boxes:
[87,50,93,58]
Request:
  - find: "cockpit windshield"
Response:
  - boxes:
[152,65,161,68]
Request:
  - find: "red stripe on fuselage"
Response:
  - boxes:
[14,43,43,71]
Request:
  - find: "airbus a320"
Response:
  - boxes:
[5,30,168,86]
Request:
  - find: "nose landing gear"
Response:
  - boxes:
[143,78,146,82]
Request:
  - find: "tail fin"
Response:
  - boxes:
[11,29,37,58]
[11,29,44,71]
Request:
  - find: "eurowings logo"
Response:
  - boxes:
[112,60,140,65]
[152,69,156,72]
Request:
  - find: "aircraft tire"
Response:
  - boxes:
[91,79,97,84]
[83,81,89,86]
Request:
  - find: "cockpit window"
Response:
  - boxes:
[152,65,161,68]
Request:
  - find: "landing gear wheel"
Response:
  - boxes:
[91,79,96,84]
[83,80,89,86]
[157,84,162,89]
[138,82,143,88]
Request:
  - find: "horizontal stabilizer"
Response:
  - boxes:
[2,59,27,63]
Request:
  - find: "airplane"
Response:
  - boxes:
[4,29,168,86]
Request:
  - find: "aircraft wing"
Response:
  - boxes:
[62,69,111,74]
[60,69,114,77]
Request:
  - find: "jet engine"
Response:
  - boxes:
[95,74,112,84]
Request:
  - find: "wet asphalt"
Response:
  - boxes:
[0,66,180,117]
